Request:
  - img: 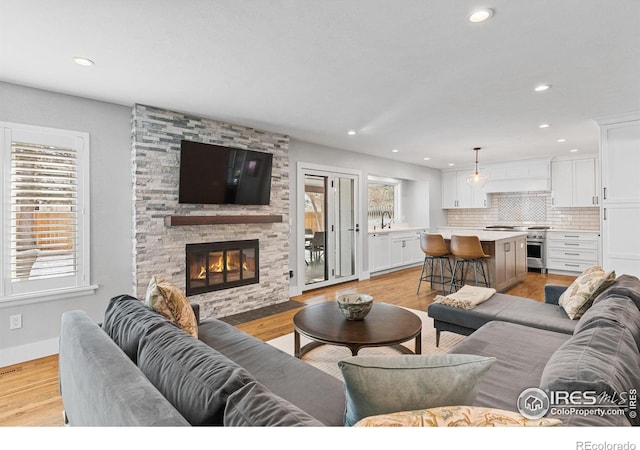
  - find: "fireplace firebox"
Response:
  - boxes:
[186,239,259,296]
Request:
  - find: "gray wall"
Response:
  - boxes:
[288,138,446,289]
[0,82,132,366]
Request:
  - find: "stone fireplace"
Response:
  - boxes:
[131,104,290,319]
[186,239,259,296]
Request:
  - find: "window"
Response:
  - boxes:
[1,122,94,303]
[367,177,401,225]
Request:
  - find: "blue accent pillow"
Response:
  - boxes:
[338,354,495,426]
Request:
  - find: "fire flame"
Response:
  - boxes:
[195,253,252,280]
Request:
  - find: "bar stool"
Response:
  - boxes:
[417,233,453,295]
[449,235,490,293]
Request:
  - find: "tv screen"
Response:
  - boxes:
[178,140,273,205]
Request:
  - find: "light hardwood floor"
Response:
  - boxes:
[0,267,575,427]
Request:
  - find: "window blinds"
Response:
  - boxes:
[10,142,78,282]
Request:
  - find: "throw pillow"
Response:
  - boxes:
[223,381,324,426]
[558,266,616,319]
[338,354,495,426]
[137,322,255,426]
[102,294,173,363]
[145,276,198,338]
[354,405,562,427]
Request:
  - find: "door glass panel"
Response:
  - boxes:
[335,177,356,278]
[304,175,328,285]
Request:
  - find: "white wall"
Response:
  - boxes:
[288,139,446,290]
[0,82,133,366]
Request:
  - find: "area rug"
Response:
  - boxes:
[266,305,466,380]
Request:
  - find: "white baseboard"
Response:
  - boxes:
[0,337,59,368]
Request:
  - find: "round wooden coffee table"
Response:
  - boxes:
[293,302,422,358]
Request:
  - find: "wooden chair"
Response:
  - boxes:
[449,235,490,293]
[417,233,453,295]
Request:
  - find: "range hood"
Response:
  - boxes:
[482,158,551,193]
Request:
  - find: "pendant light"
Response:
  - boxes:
[467,147,488,188]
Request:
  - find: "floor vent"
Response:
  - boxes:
[0,367,19,376]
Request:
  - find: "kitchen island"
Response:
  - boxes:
[436,230,528,292]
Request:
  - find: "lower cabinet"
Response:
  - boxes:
[369,231,425,274]
[491,236,527,291]
[369,233,391,273]
[546,231,600,273]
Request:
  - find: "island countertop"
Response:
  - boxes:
[437,230,528,242]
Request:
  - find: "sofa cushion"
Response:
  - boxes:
[137,322,255,426]
[337,354,495,426]
[576,295,640,351]
[428,293,520,330]
[449,321,570,412]
[145,276,198,338]
[198,317,346,426]
[592,274,640,311]
[558,266,616,319]
[102,294,173,363]
[354,405,562,427]
[428,293,576,335]
[540,317,640,426]
[495,300,576,334]
[223,381,324,427]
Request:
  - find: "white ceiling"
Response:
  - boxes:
[1,0,639,169]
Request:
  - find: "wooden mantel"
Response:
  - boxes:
[164,215,283,227]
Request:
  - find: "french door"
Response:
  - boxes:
[298,164,360,291]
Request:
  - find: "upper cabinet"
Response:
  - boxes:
[483,158,551,193]
[551,156,598,207]
[441,170,488,209]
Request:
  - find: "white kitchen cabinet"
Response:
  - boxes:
[369,230,425,274]
[391,233,423,267]
[441,170,488,209]
[369,233,391,272]
[546,231,601,274]
[597,114,640,277]
[551,157,598,207]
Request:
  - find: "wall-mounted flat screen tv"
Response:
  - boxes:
[178,140,273,205]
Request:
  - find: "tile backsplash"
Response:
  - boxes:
[447,192,600,230]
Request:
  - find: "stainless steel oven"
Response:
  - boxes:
[526,227,550,273]
[526,236,545,271]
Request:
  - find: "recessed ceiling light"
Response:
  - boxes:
[73,57,95,67]
[468,8,494,23]
[423,157,431,161]
[392,149,399,153]
[539,123,551,128]
[448,163,455,166]
[569,149,579,153]
[347,130,356,136]
[557,138,567,143]
[534,84,551,92]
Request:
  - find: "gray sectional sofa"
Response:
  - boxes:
[59,294,346,426]
[59,275,640,427]
[436,275,640,426]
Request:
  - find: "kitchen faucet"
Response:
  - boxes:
[381,211,392,229]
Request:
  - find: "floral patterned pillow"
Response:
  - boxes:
[559,266,616,320]
[145,276,198,338]
[354,405,562,427]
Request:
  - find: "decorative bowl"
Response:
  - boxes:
[337,294,373,320]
